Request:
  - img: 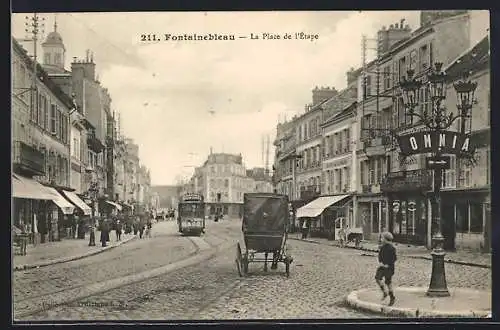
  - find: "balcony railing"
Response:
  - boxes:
[380,169,433,193]
[12,141,45,176]
[87,131,105,153]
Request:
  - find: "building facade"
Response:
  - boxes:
[359,11,489,249]
[183,152,272,217]
[319,102,358,235]
[439,35,490,251]
[12,37,75,243]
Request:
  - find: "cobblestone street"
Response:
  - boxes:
[14,220,238,319]
[19,220,490,321]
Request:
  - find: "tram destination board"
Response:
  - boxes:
[181,193,203,202]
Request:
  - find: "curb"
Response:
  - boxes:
[289,237,491,269]
[14,234,137,272]
[345,287,491,318]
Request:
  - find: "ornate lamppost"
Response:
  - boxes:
[399,63,477,297]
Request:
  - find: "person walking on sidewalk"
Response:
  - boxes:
[375,231,397,306]
[301,219,308,240]
[116,219,123,241]
[145,219,152,238]
[100,219,110,247]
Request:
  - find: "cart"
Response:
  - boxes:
[236,193,293,277]
[345,227,363,248]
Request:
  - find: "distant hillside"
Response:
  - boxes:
[151,185,180,209]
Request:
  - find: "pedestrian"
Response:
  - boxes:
[301,219,308,239]
[133,218,139,236]
[100,219,109,247]
[146,220,152,238]
[139,219,145,239]
[375,231,397,306]
[338,226,346,248]
[116,220,122,241]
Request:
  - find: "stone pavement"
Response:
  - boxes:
[346,287,491,318]
[13,230,136,271]
[290,234,491,268]
[14,220,239,320]
[24,230,491,320]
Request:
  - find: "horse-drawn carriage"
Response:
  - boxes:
[236,193,293,277]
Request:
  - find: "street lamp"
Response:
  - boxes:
[399,62,477,297]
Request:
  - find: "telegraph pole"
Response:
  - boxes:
[25,14,45,129]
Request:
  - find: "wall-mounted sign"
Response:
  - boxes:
[324,157,350,169]
[392,200,400,213]
[397,130,471,156]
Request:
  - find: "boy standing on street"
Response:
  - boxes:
[375,231,397,306]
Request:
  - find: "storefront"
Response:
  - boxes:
[356,194,388,242]
[386,194,429,246]
[41,186,76,240]
[441,188,490,251]
[12,174,76,243]
[104,200,123,216]
[381,169,433,246]
[296,194,352,239]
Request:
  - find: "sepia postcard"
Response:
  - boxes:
[11,10,491,322]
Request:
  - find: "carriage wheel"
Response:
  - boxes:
[236,242,243,277]
[285,258,290,277]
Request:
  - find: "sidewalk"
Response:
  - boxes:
[13,230,136,271]
[346,286,491,318]
[289,234,491,268]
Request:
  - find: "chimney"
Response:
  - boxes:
[312,86,337,106]
[71,55,97,81]
[346,67,358,86]
[377,20,412,56]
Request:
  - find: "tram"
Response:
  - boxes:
[177,193,206,236]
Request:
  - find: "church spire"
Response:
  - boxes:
[54,14,58,32]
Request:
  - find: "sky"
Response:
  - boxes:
[11,11,489,185]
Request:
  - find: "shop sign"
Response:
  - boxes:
[397,130,471,156]
[324,157,350,169]
[392,200,400,213]
[407,201,416,212]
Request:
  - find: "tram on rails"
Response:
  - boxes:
[177,193,206,236]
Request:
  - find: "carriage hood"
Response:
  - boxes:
[242,193,289,232]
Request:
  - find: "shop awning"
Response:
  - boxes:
[120,202,134,209]
[12,174,54,200]
[296,194,351,218]
[62,190,92,215]
[41,186,75,215]
[106,201,122,211]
